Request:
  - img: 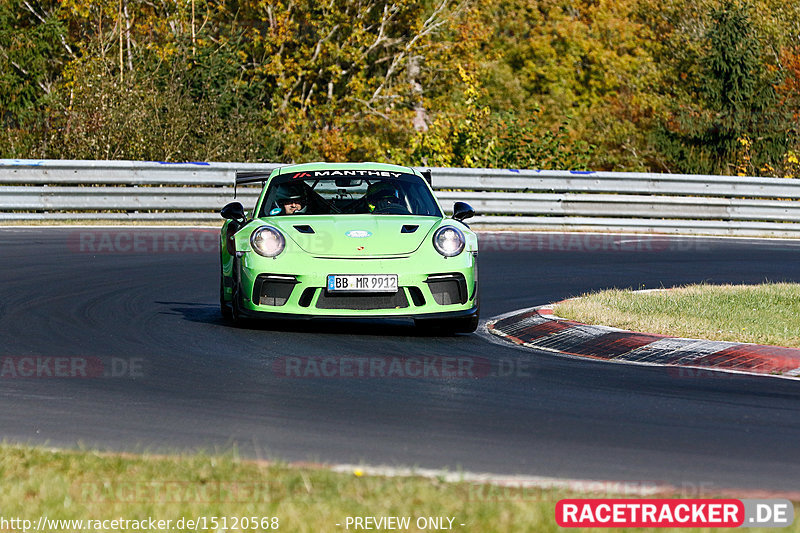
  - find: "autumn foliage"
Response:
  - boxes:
[0,0,798,175]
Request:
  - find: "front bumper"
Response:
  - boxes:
[234,303,479,321]
[226,251,478,318]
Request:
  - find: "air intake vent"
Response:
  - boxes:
[253,275,298,306]
[294,225,315,234]
[408,286,426,306]
[401,225,419,233]
[298,288,316,307]
[316,291,409,310]
[425,274,468,305]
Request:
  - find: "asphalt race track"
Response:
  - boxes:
[2,228,800,493]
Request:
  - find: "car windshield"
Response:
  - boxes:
[259,171,442,217]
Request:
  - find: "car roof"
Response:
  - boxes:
[274,162,421,177]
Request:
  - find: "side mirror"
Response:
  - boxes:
[221,202,246,221]
[452,201,475,222]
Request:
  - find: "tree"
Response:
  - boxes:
[0,0,73,155]
[654,0,790,175]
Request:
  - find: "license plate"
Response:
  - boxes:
[327,274,398,293]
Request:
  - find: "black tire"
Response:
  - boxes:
[220,251,234,319]
[231,286,245,323]
[228,253,249,325]
[230,284,260,328]
[220,276,233,319]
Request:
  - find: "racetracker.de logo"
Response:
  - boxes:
[0,357,144,378]
[556,499,794,528]
[466,481,665,502]
[273,356,491,378]
[68,229,217,254]
[76,480,282,503]
[478,232,712,253]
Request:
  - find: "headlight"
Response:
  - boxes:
[250,226,285,257]
[432,226,465,257]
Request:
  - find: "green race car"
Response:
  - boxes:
[219,162,479,333]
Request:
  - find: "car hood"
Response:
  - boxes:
[263,215,440,256]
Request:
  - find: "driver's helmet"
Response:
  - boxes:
[276,183,307,213]
[365,181,401,212]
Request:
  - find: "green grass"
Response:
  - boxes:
[2,444,797,532]
[553,283,800,347]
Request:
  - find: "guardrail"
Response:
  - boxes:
[2,159,800,236]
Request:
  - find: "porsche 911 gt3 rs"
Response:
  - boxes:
[219,162,478,333]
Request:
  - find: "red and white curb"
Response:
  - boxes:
[487,305,800,379]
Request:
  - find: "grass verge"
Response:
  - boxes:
[3,444,797,532]
[552,283,800,347]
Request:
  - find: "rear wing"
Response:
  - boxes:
[233,168,431,197]
[234,171,272,198]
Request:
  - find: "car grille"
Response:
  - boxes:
[425,274,468,305]
[316,290,409,310]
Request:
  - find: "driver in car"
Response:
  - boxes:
[365,182,407,214]
[276,184,308,215]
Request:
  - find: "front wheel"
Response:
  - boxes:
[225,253,251,326]
[220,275,233,319]
[219,248,234,320]
[230,285,247,324]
